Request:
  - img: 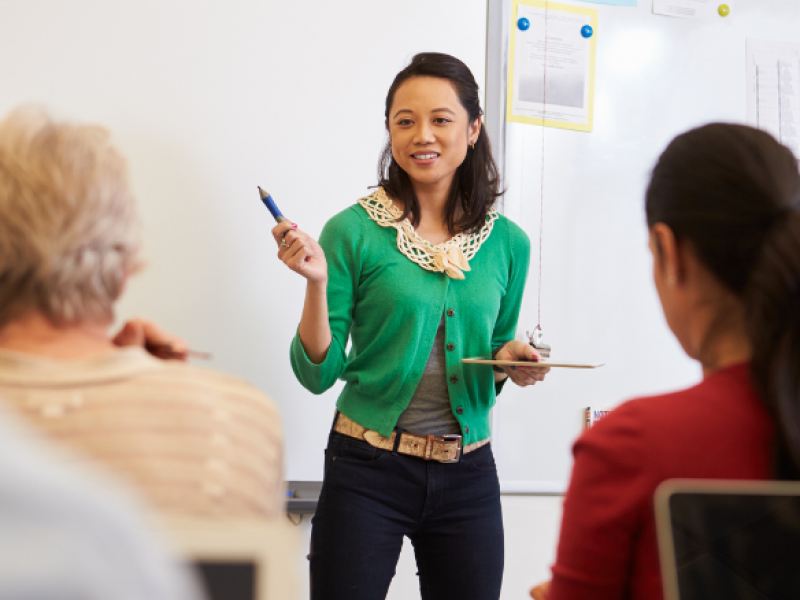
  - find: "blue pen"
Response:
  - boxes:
[258,186,290,224]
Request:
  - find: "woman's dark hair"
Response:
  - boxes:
[646,123,800,480]
[378,53,501,234]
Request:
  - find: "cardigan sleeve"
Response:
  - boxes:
[548,401,652,600]
[490,220,530,395]
[290,208,363,394]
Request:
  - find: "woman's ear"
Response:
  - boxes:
[650,223,681,286]
[469,117,482,145]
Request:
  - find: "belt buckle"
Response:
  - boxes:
[439,434,462,464]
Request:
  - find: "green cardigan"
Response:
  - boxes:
[290,199,530,445]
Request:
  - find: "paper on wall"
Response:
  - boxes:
[653,0,734,21]
[577,0,636,6]
[507,0,598,132]
[747,39,800,159]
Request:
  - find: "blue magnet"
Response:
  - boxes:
[581,25,593,38]
[518,17,530,31]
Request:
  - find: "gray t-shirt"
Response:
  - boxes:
[396,316,461,436]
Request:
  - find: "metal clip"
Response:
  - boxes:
[526,326,552,359]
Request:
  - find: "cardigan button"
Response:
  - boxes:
[464,426,470,434]
[456,406,464,415]
[446,343,455,351]
[446,309,455,317]
[450,375,458,384]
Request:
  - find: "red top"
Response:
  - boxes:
[549,362,774,600]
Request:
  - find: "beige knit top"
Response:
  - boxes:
[0,347,284,520]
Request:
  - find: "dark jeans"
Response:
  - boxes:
[309,430,504,600]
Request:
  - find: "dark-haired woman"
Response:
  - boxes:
[272,53,549,600]
[530,123,800,600]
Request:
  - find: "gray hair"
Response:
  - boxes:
[0,107,141,328]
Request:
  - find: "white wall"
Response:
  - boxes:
[489,0,800,490]
[0,0,487,483]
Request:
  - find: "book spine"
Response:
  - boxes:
[585,407,613,429]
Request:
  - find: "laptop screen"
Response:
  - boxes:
[656,481,800,600]
[195,561,257,600]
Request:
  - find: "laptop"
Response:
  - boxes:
[655,479,800,600]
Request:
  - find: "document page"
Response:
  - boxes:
[653,0,735,21]
[747,39,800,158]
[507,0,597,132]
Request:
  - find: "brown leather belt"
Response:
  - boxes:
[334,412,466,463]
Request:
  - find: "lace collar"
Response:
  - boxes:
[358,187,498,279]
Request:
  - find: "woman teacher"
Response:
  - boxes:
[272,53,549,600]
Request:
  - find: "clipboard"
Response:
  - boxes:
[461,357,604,369]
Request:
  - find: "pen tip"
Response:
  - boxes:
[257,186,269,199]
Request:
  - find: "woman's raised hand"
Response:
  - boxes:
[272,222,328,283]
[495,340,551,387]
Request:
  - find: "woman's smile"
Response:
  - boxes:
[410,151,440,165]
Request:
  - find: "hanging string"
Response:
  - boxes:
[537,1,549,331]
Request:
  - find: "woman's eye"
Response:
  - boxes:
[434,117,452,124]
[397,119,412,126]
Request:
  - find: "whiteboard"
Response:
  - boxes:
[0,0,487,481]
[486,0,800,492]
[4,0,797,492]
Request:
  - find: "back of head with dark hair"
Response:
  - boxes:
[646,123,800,479]
[378,52,501,234]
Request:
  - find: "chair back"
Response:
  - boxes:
[156,517,301,600]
